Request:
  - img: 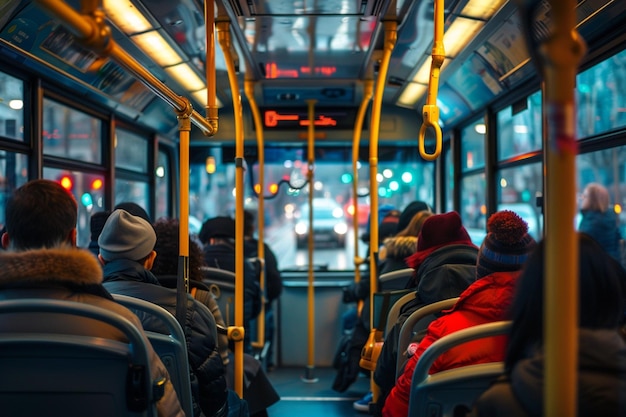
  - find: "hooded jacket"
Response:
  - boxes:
[103,259,228,417]
[472,328,626,417]
[374,244,478,402]
[378,236,418,277]
[578,210,622,260]
[0,248,185,417]
[382,270,519,417]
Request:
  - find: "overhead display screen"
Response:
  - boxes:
[258,107,362,130]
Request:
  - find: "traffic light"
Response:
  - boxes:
[59,175,73,191]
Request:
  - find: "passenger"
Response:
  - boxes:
[199,216,262,353]
[381,210,537,417]
[373,210,479,414]
[115,201,152,223]
[0,179,185,417]
[578,182,622,261]
[99,209,229,417]
[151,217,279,417]
[243,209,282,371]
[378,210,433,278]
[471,233,626,417]
[87,210,111,257]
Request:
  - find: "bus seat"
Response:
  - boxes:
[201,267,236,326]
[396,297,459,379]
[385,292,417,337]
[408,321,511,417]
[379,267,415,291]
[113,294,194,417]
[0,298,159,417]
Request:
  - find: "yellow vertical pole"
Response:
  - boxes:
[516,0,586,415]
[542,2,585,414]
[368,20,396,402]
[217,21,245,398]
[352,80,374,283]
[303,99,318,382]
[245,80,266,349]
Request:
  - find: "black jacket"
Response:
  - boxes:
[374,244,478,405]
[103,259,228,417]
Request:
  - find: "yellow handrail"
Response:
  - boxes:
[368,20,397,403]
[216,20,245,398]
[418,0,444,161]
[352,79,374,279]
[515,0,586,415]
[245,80,267,350]
[304,99,317,382]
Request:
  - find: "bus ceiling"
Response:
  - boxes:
[0,0,625,141]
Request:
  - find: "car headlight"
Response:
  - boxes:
[295,222,308,235]
[334,222,348,235]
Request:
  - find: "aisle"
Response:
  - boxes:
[266,367,371,416]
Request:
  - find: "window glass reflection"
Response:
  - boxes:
[461,118,486,172]
[0,72,24,141]
[497,91,542,160]
[43,98,102,163]
[0,151,28,228]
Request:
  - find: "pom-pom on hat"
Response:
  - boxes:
[98,209,156,261]
[476,210,537,278]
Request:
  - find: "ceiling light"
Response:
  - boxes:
[397,83,428,108]
[165,63,206,92]
[460,0,507,20]
[103,0,152,34]
[444,17,485,58]
[132,31,183,67]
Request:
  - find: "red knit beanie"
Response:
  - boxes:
[406,211,475,269]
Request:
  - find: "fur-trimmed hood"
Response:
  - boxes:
[0,247,102,287]
[381,236,418,260]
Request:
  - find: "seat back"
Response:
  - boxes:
[408,321,511,417]
[0,298,157,417]
[113,294,194,417]
[385,291,417,337]
[396,297,459,379]
[379,267,415,291]
[201,266,236,326]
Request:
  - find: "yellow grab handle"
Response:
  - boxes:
[418,104,442,161]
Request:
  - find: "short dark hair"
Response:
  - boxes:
[243,210,255,237]
[5,179,77,250]
[152,217,205,282]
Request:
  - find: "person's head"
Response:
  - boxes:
[114,202,151,223]
[152,217,205,282]
[476,210,537,279]
[243,210,255,238]
[98,209,157,267]
[396,210,433,238]
[580,183,610,213]
[396,201,431,234]
[198,216,236,245]
[3,179,77,251]
[505,233,626,372]
[406,211,475,270]
[90,210,111,243]
[362,205,399,243]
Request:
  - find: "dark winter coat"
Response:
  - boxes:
[0,248,185,417]
[472,328,626,417]
[374,244,478,406]
[103,259,227,417]
[579,210,622,260]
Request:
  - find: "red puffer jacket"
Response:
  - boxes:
[382,271,520,417]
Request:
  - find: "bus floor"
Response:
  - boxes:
[266,367,371,416]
